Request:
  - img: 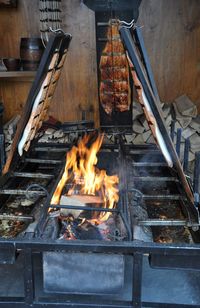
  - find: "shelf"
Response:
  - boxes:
[0,71,36,81]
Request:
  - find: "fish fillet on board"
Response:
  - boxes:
[23,50,68,152]
[17,53,59,156]
[99,20,131,115]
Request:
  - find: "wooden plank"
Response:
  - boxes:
[59,194,103,218]
[138,0,200,112]
[48,0,99,125]
[0,71,36,80]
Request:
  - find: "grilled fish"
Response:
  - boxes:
[99,19,131,115]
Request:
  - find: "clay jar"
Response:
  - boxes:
[3,58,21,71]
[20,38,44,71]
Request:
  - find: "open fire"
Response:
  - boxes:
[50,134,119,226]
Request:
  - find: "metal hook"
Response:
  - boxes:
[49,27,72,39]
[119,19,135,29]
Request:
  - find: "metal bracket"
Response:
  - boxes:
[0,243,16,264]
[119,26,199,226]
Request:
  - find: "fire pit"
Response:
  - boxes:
[0,133,200,307]
[46,133,127,242]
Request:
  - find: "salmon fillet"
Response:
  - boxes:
[99,19,131,115]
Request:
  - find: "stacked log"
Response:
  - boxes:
[2,94,200,173]
[125,95,199,169]
[3,115,20,156]
[36,128,81,144]
[172,95,199,165]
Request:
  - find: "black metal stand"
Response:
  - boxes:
[0,103,5,174]
[119,26,198,224]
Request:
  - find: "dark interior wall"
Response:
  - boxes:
[0,0,199,124]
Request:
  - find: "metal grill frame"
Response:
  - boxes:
[0,237,200,307]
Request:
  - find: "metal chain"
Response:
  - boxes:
[39,0,62,42]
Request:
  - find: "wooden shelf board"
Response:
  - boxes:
[0,71,36,81]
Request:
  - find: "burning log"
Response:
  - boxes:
[59,217,103,240]
[50,134,119,222]
[60,194,103,219]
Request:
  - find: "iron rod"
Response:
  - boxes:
[132,253,143,307]
[132,176,177,182]
[97,22,110,26]
[170,119,175,142]
[143,194,183,200]
[183,138,190,172]
[25,158,62,164]
[0,134,5,174]
[98,38,120,42]
[176,128,182,158]
[24,249,34,304]
[0,214,33,222]
[49,204,118,213]
[129,149,160,155]
[132,162,167,167]
[34,146,67,152]
[138,219,197,227]
[193,152,200,194]
[0,189,46,196]
[12,172,53,179]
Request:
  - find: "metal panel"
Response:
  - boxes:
[0,243,16,264]
[43,251,125,294]
[149,254,200,271]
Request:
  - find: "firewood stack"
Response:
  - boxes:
[3,115,20,156]
[37,128,70,144]
[2,95,200,173]
[127,94,200,170]
[172,95,199,165]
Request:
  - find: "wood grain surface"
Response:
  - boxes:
[138,0,200,112]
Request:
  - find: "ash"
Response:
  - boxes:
[128,191,153,242]
[51,212,127,241]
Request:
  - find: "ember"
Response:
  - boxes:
[51,134,119,222]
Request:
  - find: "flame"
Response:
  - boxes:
[50,134,119,221]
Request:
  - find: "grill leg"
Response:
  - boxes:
[132,252,143,307]
[24,248,34,305]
